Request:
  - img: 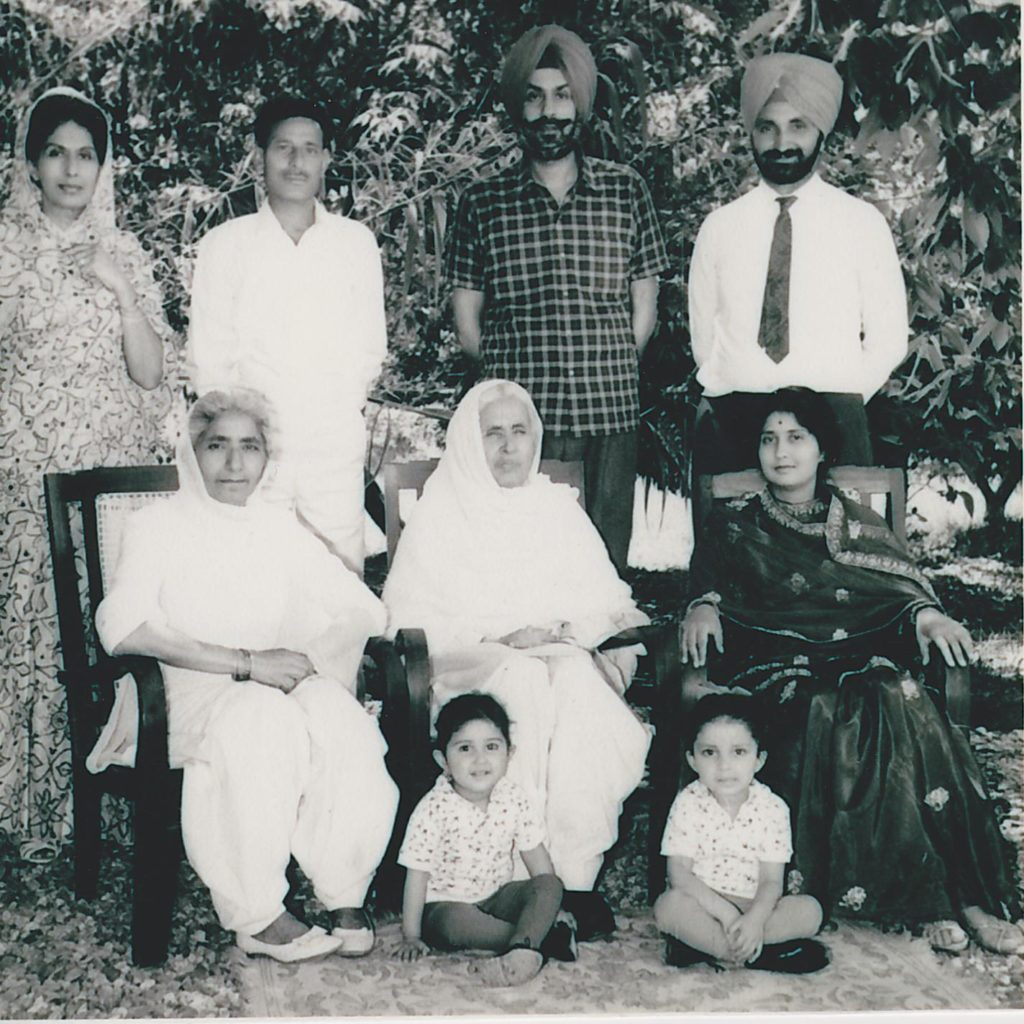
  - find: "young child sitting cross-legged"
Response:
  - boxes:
[395,693,577,986]
[654,694,829,973]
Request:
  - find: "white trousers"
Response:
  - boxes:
[262,418,367,575]
[434,649,650,891]
[178,676,398,935]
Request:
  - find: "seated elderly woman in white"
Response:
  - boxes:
[95,388,398,962]
[382,379,651,940]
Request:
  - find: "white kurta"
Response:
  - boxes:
[382,380,651,890]
[688,174,908,400]
[187,202,388,572]
[95,449,398,935]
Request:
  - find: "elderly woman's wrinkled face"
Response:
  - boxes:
[194,410,269,506]
[758,410,823,502]
[479,395,537,488]
[33,121,101,221]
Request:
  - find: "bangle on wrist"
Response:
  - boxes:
[119,303,146,324]
[686,592,722,616]
[232,648,252,682]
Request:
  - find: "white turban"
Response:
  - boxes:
[740,53,843,136]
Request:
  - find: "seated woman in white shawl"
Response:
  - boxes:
[95,388,399,963]
[382,379,651,940]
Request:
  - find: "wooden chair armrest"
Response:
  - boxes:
[119,655,170,775]
[596,623,669,652]
[395,629,434,794]
[942,664,970,730]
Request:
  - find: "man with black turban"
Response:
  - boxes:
[688,53,908,476]
[446,25,669,575]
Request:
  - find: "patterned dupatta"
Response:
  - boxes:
[691,486,938,651]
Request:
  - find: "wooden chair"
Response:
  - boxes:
[691,466,968,726]
[44,465,182,967]
[377,459,681,900]
[45,465,408,961]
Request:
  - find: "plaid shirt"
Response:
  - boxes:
[446,157,669,436]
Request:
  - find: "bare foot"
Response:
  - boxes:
[474,946,544,987]
[252,911,310,945]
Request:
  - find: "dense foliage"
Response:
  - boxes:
[1,0,1018,514]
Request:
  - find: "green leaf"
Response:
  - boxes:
[962,205,990,254]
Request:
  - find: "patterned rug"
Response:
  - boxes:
[235,911,997,1016]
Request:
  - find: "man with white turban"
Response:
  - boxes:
[688,53,908,476]
[446,25,670,573]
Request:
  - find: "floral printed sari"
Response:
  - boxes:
[691,486,1018,927]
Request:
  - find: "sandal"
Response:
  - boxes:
[922,920,969,953]
[963,912,1024,955]
[472,942,544,987]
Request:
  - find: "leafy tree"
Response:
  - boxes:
[1,0,1018,519]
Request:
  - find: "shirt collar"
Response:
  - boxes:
[515,150,596,198]
[435,773,511,810]
[754,172,824,207]
[256,198,327,238]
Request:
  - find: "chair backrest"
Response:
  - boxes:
[698,466,907,545]
[44,466,179,676]
[383,459,585,565]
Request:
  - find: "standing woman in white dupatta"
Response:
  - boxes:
[0,87,174,856]
[95,388,398,961]
[383,379,651,939]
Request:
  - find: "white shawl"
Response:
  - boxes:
[382,380,647,655]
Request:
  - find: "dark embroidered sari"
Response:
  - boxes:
[692,486,1018,926]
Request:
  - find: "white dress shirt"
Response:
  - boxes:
[688,174,908,400]
[188,201,387,446]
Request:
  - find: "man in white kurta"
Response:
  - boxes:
[688,53,908,474]
[188,97,387,573]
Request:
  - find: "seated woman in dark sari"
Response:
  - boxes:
[680,387,1023,955]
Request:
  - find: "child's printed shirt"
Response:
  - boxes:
[398,774,546,903]
[660,779,792,899]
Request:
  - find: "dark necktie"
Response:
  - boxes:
[757,196,796,363]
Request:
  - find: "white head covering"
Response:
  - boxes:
[382,379,646,653]
[9,86,116,241]
[177,387,281,523]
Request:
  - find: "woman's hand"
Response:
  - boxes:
[250,648,315,693]
[498,622,572,648]
[395,936,430,961]
[680,604,724,667]
[68,243,133,303]
[915,607,974,668]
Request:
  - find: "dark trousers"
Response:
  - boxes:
[422,876,563,952]
[692,391,873,477]
[542,430,637,575]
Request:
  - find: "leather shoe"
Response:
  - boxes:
[747,938,830,974]
[236,925,342,962]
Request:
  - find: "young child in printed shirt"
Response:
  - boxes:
[654,694,829,973]
[395,693,577,986]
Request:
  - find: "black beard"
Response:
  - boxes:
[753,133,824,186]
[521,116,580,162]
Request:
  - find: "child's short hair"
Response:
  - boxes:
[434,693,511,752]
[686,694,765,752]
